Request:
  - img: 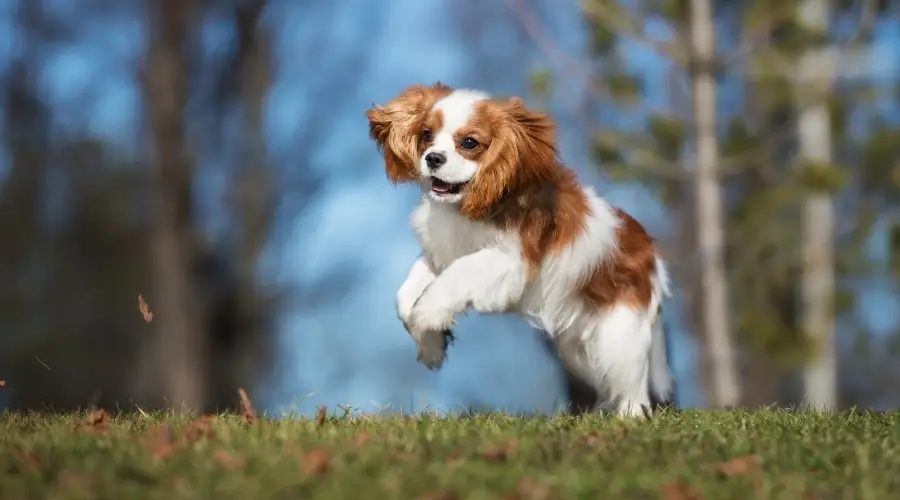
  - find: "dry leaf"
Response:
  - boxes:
[315,406,327,427]
[663,482,704,500]
[501,477,551,500]
[84,409,110,430]
[418,492,458,500]
[214,450,247,470]
[137,294,153,323]
[716,454,762,478]
[352,433,371,447]
[183,416,216,443]
[301,447,331,477]
[238,388,259,425]
[479,439,518,462]
[16,448,40,473]
[147,424,180,460]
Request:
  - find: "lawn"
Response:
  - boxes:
[1,405,899,499]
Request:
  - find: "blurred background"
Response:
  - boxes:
[0,0,898,416]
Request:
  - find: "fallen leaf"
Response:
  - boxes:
[418,492,458,500]
[352,433,371,447]
[214,450,246,470]
[501,477,551,500]
[716,454,762,478]
[315,406,327,427]
[146,424,180,460]
[301,447,331,477]
[84,409,110,431]
[137,294,153,323]
[663,482,704,500]
[15,448,40,473]
[238,388,259,425]
[479,439,518,462]
[183,416,216,443]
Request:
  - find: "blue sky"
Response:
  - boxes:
[3,0,898,414]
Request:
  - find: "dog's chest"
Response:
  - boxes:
[410,200,502,271]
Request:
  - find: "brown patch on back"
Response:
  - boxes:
[366,82,453,183]
[580,208,658,310]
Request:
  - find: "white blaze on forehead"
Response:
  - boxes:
[432,89,491,140]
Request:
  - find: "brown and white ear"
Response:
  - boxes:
[461,97,558,219]
[365,82,452,184]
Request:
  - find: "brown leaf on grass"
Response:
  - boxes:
[146,424,180,460]
[214,450,247,470]
[418,492,458,500]
[137,294,153,323]
[479,439,519,462]
[352,433,371,447]
[79,409,110,434]
[301,447,331,477]
[663,482,704,500]
[238,388,259,425]
[12,448,40,474]
[315,405,327,427]
[501,477,552,500]
[183,416,216,443]
[716,454,762,478]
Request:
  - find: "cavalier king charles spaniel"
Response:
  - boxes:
[366,82,674,417]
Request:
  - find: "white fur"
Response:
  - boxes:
[395,89,675,417]
[419,90,491,204]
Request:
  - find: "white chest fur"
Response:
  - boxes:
[410,198,508,271]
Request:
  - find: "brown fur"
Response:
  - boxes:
[580,209,658,309]
[365,82,453,183]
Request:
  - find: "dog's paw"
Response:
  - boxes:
[416,329,449,371]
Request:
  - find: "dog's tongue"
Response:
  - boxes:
[432,179,452,193]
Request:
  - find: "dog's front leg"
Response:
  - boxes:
[396,255,436,326]
[408,247,527,370]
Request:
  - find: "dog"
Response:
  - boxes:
[366,83,674,417]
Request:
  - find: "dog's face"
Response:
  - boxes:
[367,84,558,219]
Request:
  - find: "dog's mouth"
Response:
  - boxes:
[431,178,469,195]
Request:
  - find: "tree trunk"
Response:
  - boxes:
[688,0,741,407]
[797,0,837,410]
[143,0,208,413]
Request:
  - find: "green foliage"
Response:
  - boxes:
[588,22,617,55]
[529,68,552,102]
[859,126,900,195]
[604,71,643,105]
[794,159,848,193]
[889,224,900,277]
[646,114,684,161]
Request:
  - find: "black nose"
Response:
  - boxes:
[425,151,446,170]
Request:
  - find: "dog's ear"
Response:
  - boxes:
[366,82,453,184]
[461,96,558,219]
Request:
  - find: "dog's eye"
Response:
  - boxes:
[460,137,479,150]
[421,130,433,142]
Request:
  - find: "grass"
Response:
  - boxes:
[2,408,900,499]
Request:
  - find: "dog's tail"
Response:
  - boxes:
[649,257,675,409]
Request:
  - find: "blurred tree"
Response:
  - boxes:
[142,0,209,412]
[0,0,295,413]
[511,0,897,408]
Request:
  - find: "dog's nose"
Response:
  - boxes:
[425,151,446,170]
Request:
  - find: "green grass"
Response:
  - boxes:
[2,409,900,499]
